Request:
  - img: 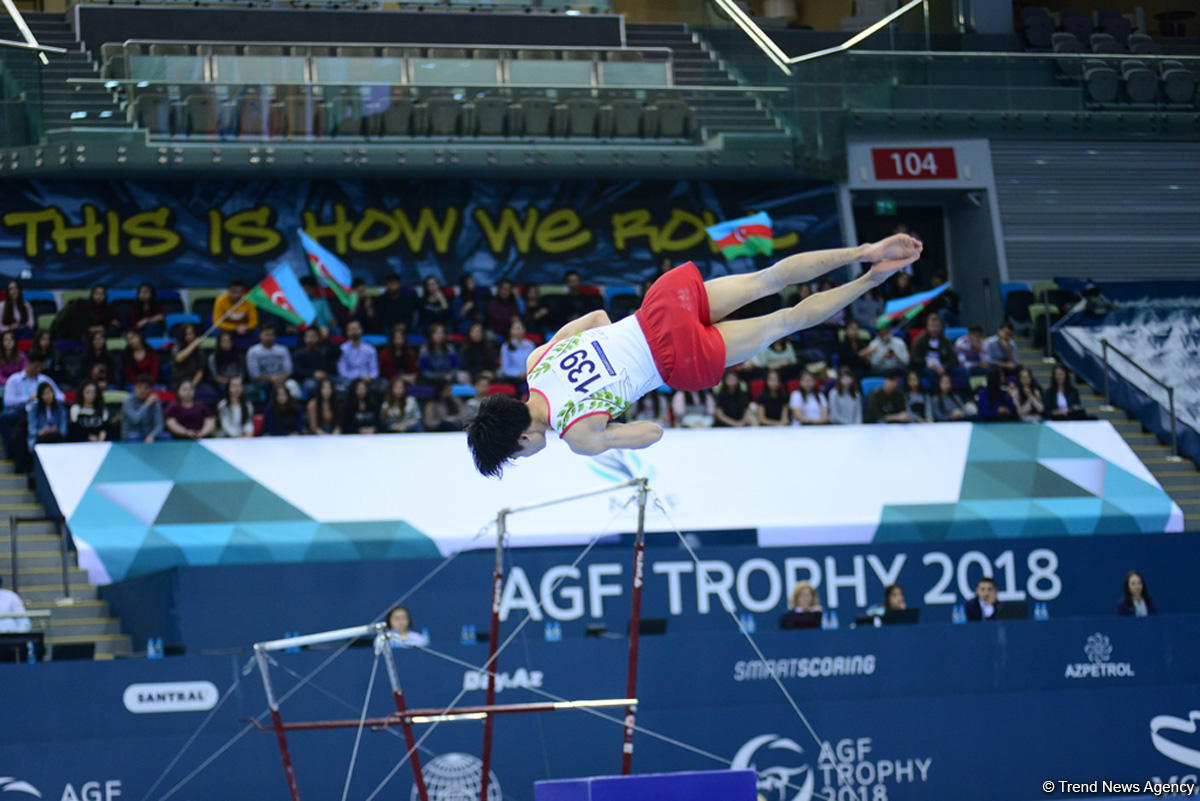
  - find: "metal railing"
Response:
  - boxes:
[1099,338,1182,462]
[8,514,72,600]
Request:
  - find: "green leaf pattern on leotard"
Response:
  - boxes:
[528,335,583,381]
[553,389,630,431]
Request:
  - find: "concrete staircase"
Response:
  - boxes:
[626,23,785,139]
[1016,344,1200,532]
[18,13,126,135]
[0,460,131,659]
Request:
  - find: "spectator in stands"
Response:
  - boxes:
[975,367,1017,422]
[461,322,497,380]
[0,330,25,387]
[299,275,336,334]
[904,369,931,423]
[835,320,869,376]
[828,367,862,426]
[378,324,418,384]
[246,324,299,400]
[129,282,165,337]
[337,320,380,385]
[965,576,1001,622]
[386,604,428,648]
[485,280,522,338]
[416,276,451,332]
[862,322,909,374]
[714,371,754,427]
[380,376,422,434]
[756,369,790,427]
[377,273,416,336]
[417,322,462,384]
[84,284,122,338]
[452,275,484,334]
[1045,364,1090,420]
[497,318,534,386]
[789,581,823,613]
[0,574,30,634]
[121,375,163,442]
[29,331,59,384]
[930,373,970,422]
[173,324,207,390]
[345,278,381,335]
[656,256,674,280]
[672,389,715,428]
[851,287,885,331]
[306,377,341,436]
[122,329,160,390]
[216,375,255,438]
[751,338,799,382]
[0,280,34,337]
[292,327,335,397]
[69,381,108,442]
[887,271,914,301]
[261,383,302,437]
[1,353,61,456]
[209,331,245,392]
[954,326,989,373]
[910,312,962,384]
[342,378,379,434]
[865,584,908,618]
[26,381,67,460]
[629,392,672,428]
[557,269,602,326]
[983,322,1019,375]
[790,371,829,425]
[82,331,116,390]
[424,379,466,433]
[521,285,552,339]
[1015,367,1045,421]
[164,379,215,440]
[865,369,909,424]
[1116,570,1156,617]
[213,280,258,335]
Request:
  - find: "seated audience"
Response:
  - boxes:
[416,276,451,332]
[461,322,497,380]
[751,338,799,381]
[1045,364,1090,420]
[789,371,829,425]
[423,380,466,432]
[164,379,215,439]
[342,378,379,434]
[929,373,970,422]
[299,275,337,333]
[173,324,208,390]
[628,392,672,427]
[828,367,862,425]
[865,369,909,424]
[386,604,429,648]
[84,284,122,337]
[954,326,989,373]
[910,312,963,384]
[380,376,422,433]
[789,581,823,613]
[246,325,299,400]
[1014,367,1045,422]
[982,322,1019,374]
[417,322,462,384]
[29,331,60,383]
[376,273,417,335]
[82,331,117,389]
[755,370,790,427]
[835,320,870,376]
[555,269,603,327]
[904,369,931,423]
[1,353,62,455]
[216,375,255,438]
[378,325,418,384]
[69,381,109,442]
[485,280,522,338]
[122,329,160,389]
[261,383,303,436]
[293,327,335,397]
[0,280,34,336]
[120,374,164,442]
[965,576,1001,621]
[337,320,380,384]
[672,389,715,428]
[862,322,909,374]
[714,371,754,427]
[209,331,246,391]
[345,278,382,335]
[521,285,552,338]
[452,274,486,334]
[975,367,1017,422]
[0,330,26,387]
[129,282,166,337]
[497,318,534,384]
[887,270,914,301]
[213,279,258,335]
[306,377,342,436]
[850,287,885,330]
[1116,570,1156,617]
[26,381,67,462]
[865,583,908,618]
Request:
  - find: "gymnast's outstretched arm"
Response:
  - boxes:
[563,418,664,456]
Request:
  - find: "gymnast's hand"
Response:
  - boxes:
[861,233,922,265]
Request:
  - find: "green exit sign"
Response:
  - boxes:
[875,199,897,216]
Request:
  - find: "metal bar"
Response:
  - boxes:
[1100,340,1115,411]
[620,479,649,775]
[255,624,375,652]
[1099,338,1176,393]
[0,38,68,53]
[73,77,786,92]
[248,699,638,731]
[479,511,505,801]
[8,515,16,595]
[56,517,70,600]
[789,0,925,63]
[1168,387,1181,461]
[501,478,643,517]
[255,647,302,801]
[0,0,49,64]
[380,631,429,801]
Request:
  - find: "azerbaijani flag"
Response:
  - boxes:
[247,264,318,327]
[706,212,774,259]
[299,229,358,311]
[875,283,951,330]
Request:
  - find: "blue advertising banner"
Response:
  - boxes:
[0,179,840,288]
[4,617,1199,801]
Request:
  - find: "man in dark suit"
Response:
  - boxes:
[965,576,1001,622]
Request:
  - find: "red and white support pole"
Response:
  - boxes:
[479,510,506,801]
[254,645,303,801]
[620,478,649,775]
[380,628,430,801]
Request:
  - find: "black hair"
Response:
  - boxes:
[386,604,413,631]
[977,576,997,588]
[1122,570,1152,608]
[466,394,532,478]
[884,583,905,611]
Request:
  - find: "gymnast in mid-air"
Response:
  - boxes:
[467,233,922,476]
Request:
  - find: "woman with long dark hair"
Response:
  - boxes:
[0,280,34,336]
[789,370,829,425]
[828,366,862,425]
[714,370,753,427]
[379,324,418,383]
[209,331,244,390]
[904,369,931,423]
[1116,570,1156,617]
[262,383,302,436]
[416,276,451,331]
[417,322,462,384]
[1015,366,1045,422]
[27,381,67,460]
[306,377,342,435]
[460,321,497,380]
[122,329,160,389]
[216,375,255,438]
[68,380,108,442]
[81,330,116,389]
[1045,364,1090,420]
[975,366,1016,422]
[423,379,465,432]
[129,282,165,337]
[173,323,207,389]
[930,372,969,422]
[342,377,379,434]
[380,376,422,433]
[756,369,790,427]
[0,329,26,387]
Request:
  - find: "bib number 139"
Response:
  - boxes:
[559,349,603,394]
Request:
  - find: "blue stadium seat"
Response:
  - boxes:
[451,383,476,397]
[861,376,885,397]
[108,288,138,300]
[146,336,176,351]
[362,334,387,347]
[1000,281,1031,307]
[166,312,202,331]
[945,326,968,342]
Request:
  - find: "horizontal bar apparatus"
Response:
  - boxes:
[254,624,376,652]
[248,698,637,731]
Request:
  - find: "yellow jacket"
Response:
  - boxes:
[212,291,259,332]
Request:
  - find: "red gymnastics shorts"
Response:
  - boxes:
[635,261,727,391]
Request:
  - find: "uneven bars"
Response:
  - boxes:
[499,478,645,518]
[255,624,376,652]
[248,699,637,731]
